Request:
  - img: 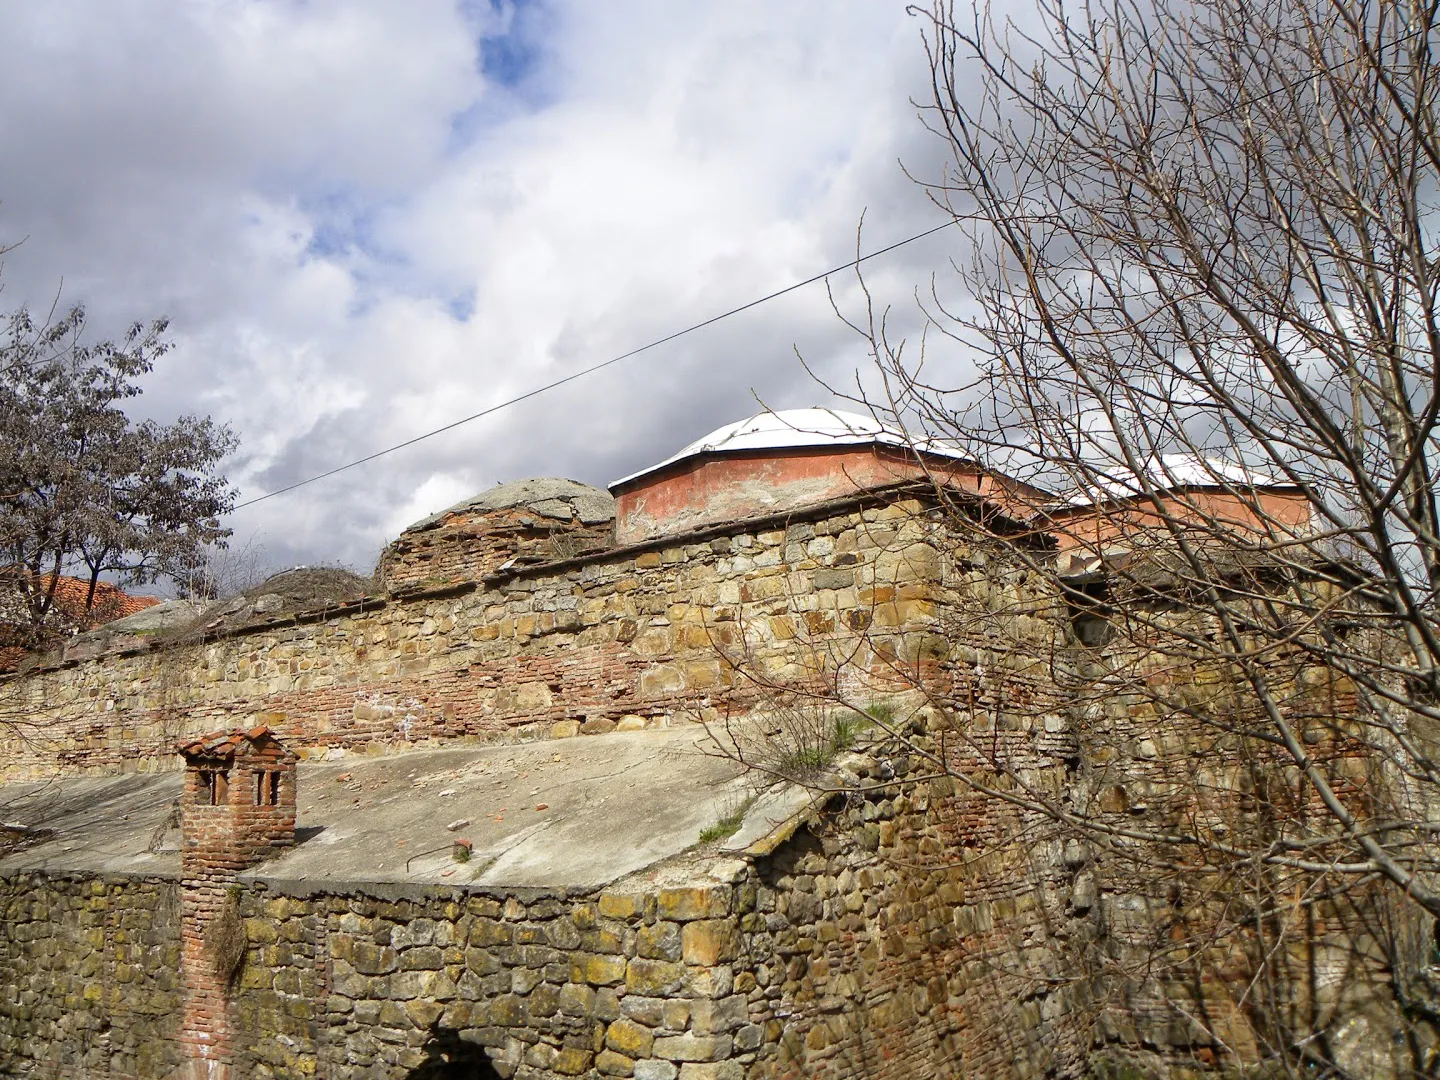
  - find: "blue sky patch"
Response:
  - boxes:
[458,0,548,88]
[448,288,478,322]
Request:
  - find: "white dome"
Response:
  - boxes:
[1066,453,1292,505]
[611,407,964,488]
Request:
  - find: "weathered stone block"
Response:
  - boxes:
[574,953,628,986]
[652,1033,732,1062]
[636,921,683,961]
[606,1017,655,1058]
[242,917,278,945]
[662,999,691,1032]
[598,892,646,920]
[553,1047,594,1075]
[406,999,446,1029]
[595,986,622,1022]
[470,920,512,947]
[596,1048,636,1076]
[685,966,734,999]
[626,958,687,996]
[582,926,627,954]
[389,969,456,1001]
[349,941,398,975]
[681,921,738,966]
[400,945,444,970]
[656,887,729,922]
[622,995,665,1026]
[677,1064,742,1080]
[733,1024,763,1052]
[689,996,747,1035]
[525,1042,558,1069]
[558,982,594,1016]
[484,994,526,1026]
[532,982,562,1018]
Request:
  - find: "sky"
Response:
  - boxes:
[0,0,980,579]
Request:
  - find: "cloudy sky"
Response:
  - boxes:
[0,0,979,577]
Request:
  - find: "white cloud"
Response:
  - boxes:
[0,0,980,575]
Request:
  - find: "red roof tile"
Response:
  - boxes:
[35,575,162,626]
[0,574,162,673]
[179,726,278,759]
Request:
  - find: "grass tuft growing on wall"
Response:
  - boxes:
[698,796,757,844]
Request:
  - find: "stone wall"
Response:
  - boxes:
[2,468,1423,1078]
[0,873,183,1079]
[0,728,1091,1080]
[1052,627,1428,1078]
[223,768,1082,1080]
[211,715,1094,1080]
[3,722,1414,1080]
[0,493,973,782]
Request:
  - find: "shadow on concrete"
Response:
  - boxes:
[404,1031,502,1080]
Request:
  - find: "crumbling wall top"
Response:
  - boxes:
[379,478,615,592]
[402,477,615,534]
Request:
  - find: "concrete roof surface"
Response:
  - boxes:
[0,728,811,894]
[0,771,182,878]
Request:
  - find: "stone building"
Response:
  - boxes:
[0,408,1413,1079]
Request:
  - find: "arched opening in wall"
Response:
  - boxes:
[404,1030,502,1080]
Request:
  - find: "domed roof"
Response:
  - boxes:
[610,407,965,488]
[404,478,615,533]
[1071,453,1293,505]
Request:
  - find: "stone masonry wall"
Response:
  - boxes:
[0,873,182,1079]
[7,476,1412,1076]
[216,749,1085,1080]
[0,726,1091,1080]
[12,697,1388,1080]
[1054,618,1426,1078]
[1,495,962,781]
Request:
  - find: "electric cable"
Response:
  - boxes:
[232,219,956,510]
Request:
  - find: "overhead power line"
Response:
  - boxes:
[232,220,957,511]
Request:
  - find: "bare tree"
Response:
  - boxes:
[877,0,1440,911]
[709,0,1440,1072]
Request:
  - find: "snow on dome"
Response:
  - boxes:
[1153,453,1284,488]
[1069,453,1292,505]
[611,407,963,488]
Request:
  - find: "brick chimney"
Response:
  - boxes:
[176,726,296,1080]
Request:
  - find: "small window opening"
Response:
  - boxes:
[255,770,280,806]
[203,769,230,806]
[1063,577,1113,648]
